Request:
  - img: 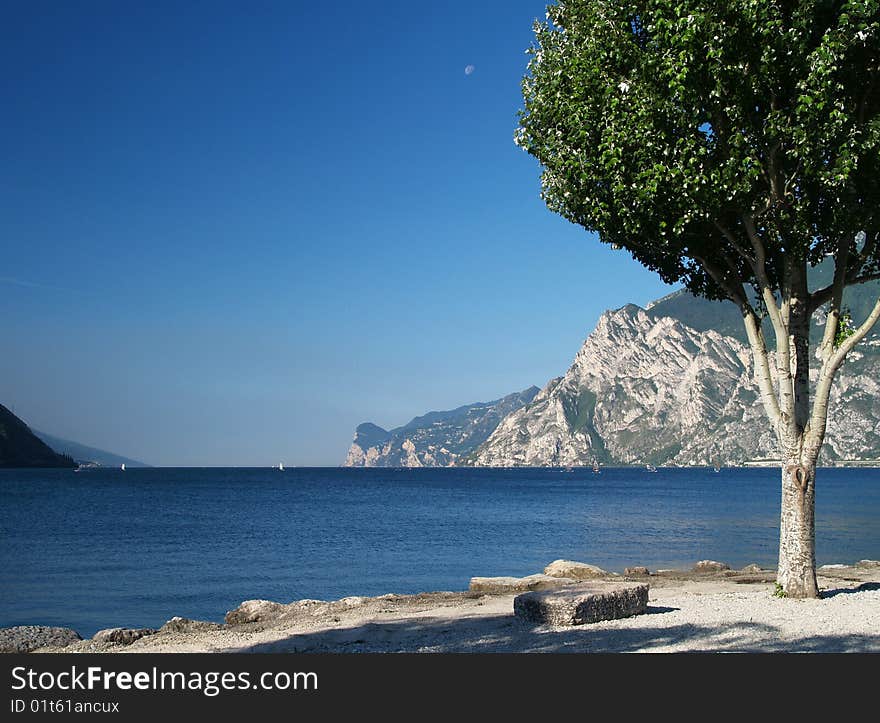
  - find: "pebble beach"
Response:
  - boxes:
[7,560,878,654]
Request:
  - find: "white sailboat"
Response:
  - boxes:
[120,463,125,471]
[278,462,284,471]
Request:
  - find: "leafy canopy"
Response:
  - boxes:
[516,0,880,303]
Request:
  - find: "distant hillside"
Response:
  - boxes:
[344,387,540,467]
[33,431,149,468]
[0,404,76,468]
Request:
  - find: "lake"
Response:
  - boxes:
[1,466,878,636]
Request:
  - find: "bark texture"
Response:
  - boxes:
[777,459,819,598]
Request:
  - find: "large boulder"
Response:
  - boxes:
[515,582,649,626]
[543,560,609,579]
[225,599,286,625]
[624,566,650,576]
[0,625,81,653]
[469,574,577,595]
[92,627,157,646]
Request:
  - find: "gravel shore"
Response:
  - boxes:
[28,561,880,654]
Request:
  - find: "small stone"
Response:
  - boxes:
[625,566,650,576]
[693,560,730,573]
[740,564,764,574]
[225,599,286,625]
[543,560,609,579]
[468,574,577,595]
[92,627,157,646]
[0,626,82,653]
[160,617,222,634]
[514,582,649,626]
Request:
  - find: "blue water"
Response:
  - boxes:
[1,466,878,637]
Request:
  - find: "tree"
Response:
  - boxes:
[516,0,880,597]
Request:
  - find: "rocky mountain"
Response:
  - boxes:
[463,302,880,467]
[33,430,149,468]
[344,387,540,467]
[0,404,76,468]
[344,275,880,468]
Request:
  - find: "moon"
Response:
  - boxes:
[464,64,475,76]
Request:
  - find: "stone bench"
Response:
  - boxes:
[514,582,649,626]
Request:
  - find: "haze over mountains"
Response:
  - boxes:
[345,281,880,467]
[0,403,148,468]
[33,431,149,468]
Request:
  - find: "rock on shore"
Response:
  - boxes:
[543,560,610,579]
[91,627,157,646]
[0,626,81,653]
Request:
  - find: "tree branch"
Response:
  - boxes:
[811,229,879,312]
[806,296,880,455]
[693,249,784,439]
[816,238,851,365]
[810,270,880,311]
[742,214,793,427]
[854,229,878,272]
[691,252,749,308]
[742,308,784,437]
[713,220,754,264]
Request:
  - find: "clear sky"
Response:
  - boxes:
[1,1,674,466]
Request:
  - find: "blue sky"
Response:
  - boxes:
[1,1,674,466]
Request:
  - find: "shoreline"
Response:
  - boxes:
[9,559,879,654]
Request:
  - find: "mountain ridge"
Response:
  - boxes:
[465,300,879,467]
[342,281,880,468]
[0,404,76,468]
[344,387,540,467]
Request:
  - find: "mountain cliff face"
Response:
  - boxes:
[0,404,76,468]
[344,387,540,467]
[463,304,880,466]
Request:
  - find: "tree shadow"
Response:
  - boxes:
[821,582,880,599]
[234,609,879,654]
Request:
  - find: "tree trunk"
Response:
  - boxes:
[777,455,819,598]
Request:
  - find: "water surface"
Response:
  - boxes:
[1,466,877,636]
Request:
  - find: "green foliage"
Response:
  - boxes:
[516,0,880,303]
[563,388,598,433]
[833,306,856,347]
[773,582,788,598]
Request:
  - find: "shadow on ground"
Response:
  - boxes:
[821,582,880,598]
[236,607,879,654]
